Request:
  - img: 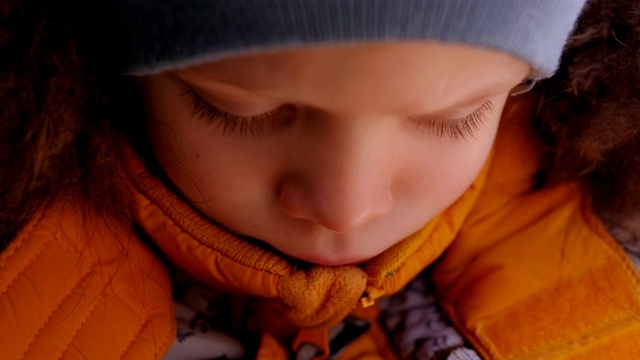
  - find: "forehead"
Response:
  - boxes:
[174,42,530,114]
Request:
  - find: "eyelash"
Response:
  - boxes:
[183,89,293,137]
[184,89,493,140]
[409,101,494,141]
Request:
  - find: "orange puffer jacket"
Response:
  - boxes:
[2,98,640,359]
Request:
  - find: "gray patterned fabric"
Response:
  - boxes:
[378,272,472,360]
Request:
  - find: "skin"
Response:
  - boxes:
[141,42,530,266]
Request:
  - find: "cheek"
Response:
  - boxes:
[147,121,284,223]
[144,111,226,206]
[149,128,258,204]
[142,85,287,228]
[404,112,501,209]
[141,79,268,207]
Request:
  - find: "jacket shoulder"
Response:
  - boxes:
[433,98,640,359]
[0,200,175,359]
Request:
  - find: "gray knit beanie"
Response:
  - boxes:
[110,0,587,79]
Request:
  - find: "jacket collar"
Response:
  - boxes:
[124,151,488,328]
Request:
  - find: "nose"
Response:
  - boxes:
[279,178,393,233]
[278,119,395,233]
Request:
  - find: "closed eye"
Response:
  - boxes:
[408,101,494,141]
[183,87,494,141]
[182,88,295,137]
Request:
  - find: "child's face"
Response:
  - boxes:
[141,42,529,266]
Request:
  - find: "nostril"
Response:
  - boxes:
[279,179,317,221]
[279,179,393,233]
[279,185,309,220]
[315,193,393,233]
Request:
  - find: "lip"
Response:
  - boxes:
[243,235,373,266]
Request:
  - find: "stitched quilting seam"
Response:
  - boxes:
[153,319,177,360]
[109,289,175,360]
[56,292,106,360]
[18,269,93,360]
[118,317,152,359]
[0,207,45,268]
[0,234,53,298]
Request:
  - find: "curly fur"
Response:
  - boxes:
[0,0,134,249]
[537,0,640,245]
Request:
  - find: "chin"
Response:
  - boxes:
[290,252,379,267]
[287,249,390,266]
